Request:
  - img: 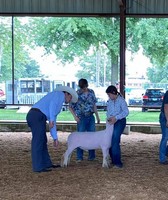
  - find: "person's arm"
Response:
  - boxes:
[94,104,100,124]
[115,98,129,121]
[49,92,64,148]
[92,89,100,124]
[69,106,80,123]
[164,104,168,127]
[49,121,59,148]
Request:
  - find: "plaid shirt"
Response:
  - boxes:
[106,95,129,121]
[70,88,97,117]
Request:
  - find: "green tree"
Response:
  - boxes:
[0,17,41,81]
[2,16,167,85]
[147,65,168,83]
[26,17,120,85]
[23,59,41,78]
[76,45,111,86]
[129,18,168,82]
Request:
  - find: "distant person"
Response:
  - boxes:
[69,78,100,162]
[26,86,78,173]
[106,85,129,168]
[159,90,168,164]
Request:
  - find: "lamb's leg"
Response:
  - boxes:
[61,154,65,167]
[67,152,72,165]
[102,148,110,168]
[61,147,74,167]
[106,152,111,167]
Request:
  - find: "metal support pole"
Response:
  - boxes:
[119,0,126,97]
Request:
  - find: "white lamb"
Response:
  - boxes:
[61,122,114,168]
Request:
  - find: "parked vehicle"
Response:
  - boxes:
[0,98,6,108]
[62,103,68,111]
[142,88,165,112]
[129,97,142,106]
[128,91,143,106]
[96,98,107,111]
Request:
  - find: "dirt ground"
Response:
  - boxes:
[0,131,168,200]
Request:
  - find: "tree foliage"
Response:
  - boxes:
[1,16,168,85]
[128,18,168,83]
[0,17,41,82]
[26,17,120,85]
[147,65,168,83]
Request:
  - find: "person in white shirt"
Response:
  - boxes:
[106,85,129,168]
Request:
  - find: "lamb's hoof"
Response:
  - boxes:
[76,159,83,163]
[61,163,68,168]
[102,162,111,168]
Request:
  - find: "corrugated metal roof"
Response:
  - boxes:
[0,0,168,15]
[0,0,167,15]
[0,0,119,15]
[127,0,168,15]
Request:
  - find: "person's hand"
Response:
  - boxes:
[53,139,59,149]
[49,121,54,129]
[74,116,80,123]
[107,116,116,124]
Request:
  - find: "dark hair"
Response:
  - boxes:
[106,85,118,95]
[78,78,88,89]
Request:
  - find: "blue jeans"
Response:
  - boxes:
[159,112,168,162]
[109,118,126,166]
[26,109,53,172]
[77,115,96,160]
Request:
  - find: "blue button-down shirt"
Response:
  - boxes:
[32,91,65,140]
[106,95,129,121]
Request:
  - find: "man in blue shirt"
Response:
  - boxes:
[26,86,78,173]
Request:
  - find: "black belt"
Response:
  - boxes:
[80,112,94,117]
[31,108,41,113]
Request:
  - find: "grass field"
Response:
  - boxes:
[0,108,160,123]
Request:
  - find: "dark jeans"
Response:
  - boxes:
[109,118,126,166]
[26,109,52,172]
[159,112,168,162]
[77,115,96,160]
